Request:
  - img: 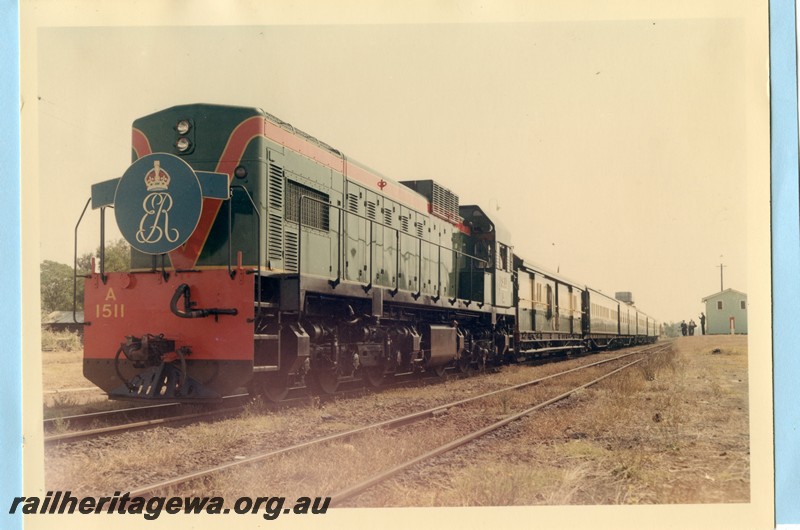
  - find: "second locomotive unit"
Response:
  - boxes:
[80,103,659,403]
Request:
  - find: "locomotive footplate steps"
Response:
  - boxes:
[109,362,221,402]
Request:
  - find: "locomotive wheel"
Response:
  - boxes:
[363,366,385,388]
[307,369,340,395]
[457,355,475,375]
[248,372,290,402]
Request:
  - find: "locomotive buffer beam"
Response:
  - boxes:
[108,362,221,403]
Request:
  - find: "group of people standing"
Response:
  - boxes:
[680,313,706,336]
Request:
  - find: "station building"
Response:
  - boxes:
[701,289,747,335]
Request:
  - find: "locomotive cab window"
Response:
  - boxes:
[498,244,510,271]
[285,180,330,231]
[474,240,493,269]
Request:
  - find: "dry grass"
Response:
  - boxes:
[355,337,749,506]
[40,346,115,414]
[44,339,749,507]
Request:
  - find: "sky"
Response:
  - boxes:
[30,8,765,325]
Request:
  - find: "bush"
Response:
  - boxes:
[41,329,83,352]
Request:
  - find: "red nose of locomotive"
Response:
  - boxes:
[83,153,254,402]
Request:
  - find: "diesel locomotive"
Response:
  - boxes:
[78,103,659,403]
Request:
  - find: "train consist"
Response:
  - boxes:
[79,103,659,402]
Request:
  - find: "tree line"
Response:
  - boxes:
[40,239,130,315]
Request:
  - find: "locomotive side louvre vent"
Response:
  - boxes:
[268,164,284,210]
[366,201,377,221]
[285,180,329,231]
[347,193,359,213]
[267,213,283,262]
[284,228,299,272]
[267,162,285,262]
[415,222,424,238]
[400,215,410,233]
[383,208,393,227]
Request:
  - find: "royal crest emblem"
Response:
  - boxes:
[136,161,179,245]
[115,154,203,255]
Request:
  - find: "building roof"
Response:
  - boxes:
[701,288,747,303]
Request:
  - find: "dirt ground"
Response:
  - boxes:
[42,336,749,506]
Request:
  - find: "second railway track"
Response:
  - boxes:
[113,343,669,498]
[43,344,647,445]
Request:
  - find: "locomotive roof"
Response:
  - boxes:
[460,205,512,245]
[140,103,435,215]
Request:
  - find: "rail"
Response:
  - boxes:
[120,344,664,497]
[330,355,650,505]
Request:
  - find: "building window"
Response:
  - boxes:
[717,301,723,310]
[740,300,746,310]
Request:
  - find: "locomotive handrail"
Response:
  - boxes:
[72,197,92,325]
[99,206,107,285]
[229,185,262,317]
[298,195,488,304]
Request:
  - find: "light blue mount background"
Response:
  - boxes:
[1,0,798,528]
[772,0,800,525]
[2,1,22,530]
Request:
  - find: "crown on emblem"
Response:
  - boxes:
[144,160,171,191]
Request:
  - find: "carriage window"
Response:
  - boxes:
[285,180,329,231]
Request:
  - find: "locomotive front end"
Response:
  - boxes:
[82,105,267,402]
[83,268,254,401]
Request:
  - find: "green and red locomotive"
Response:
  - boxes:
[79,103,658,403]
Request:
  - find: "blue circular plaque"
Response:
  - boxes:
[114,153,203,255]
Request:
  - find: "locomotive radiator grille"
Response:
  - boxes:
[431,182,459,223]
[285,180,329,231]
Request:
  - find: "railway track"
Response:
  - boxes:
[44,404,251,444]
[119,342,669,498]
[330,353,653,505]
[43,375,438,444]
[42,346,603,444]
[44,402,184,431]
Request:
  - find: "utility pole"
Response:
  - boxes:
[719,262,726,292]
